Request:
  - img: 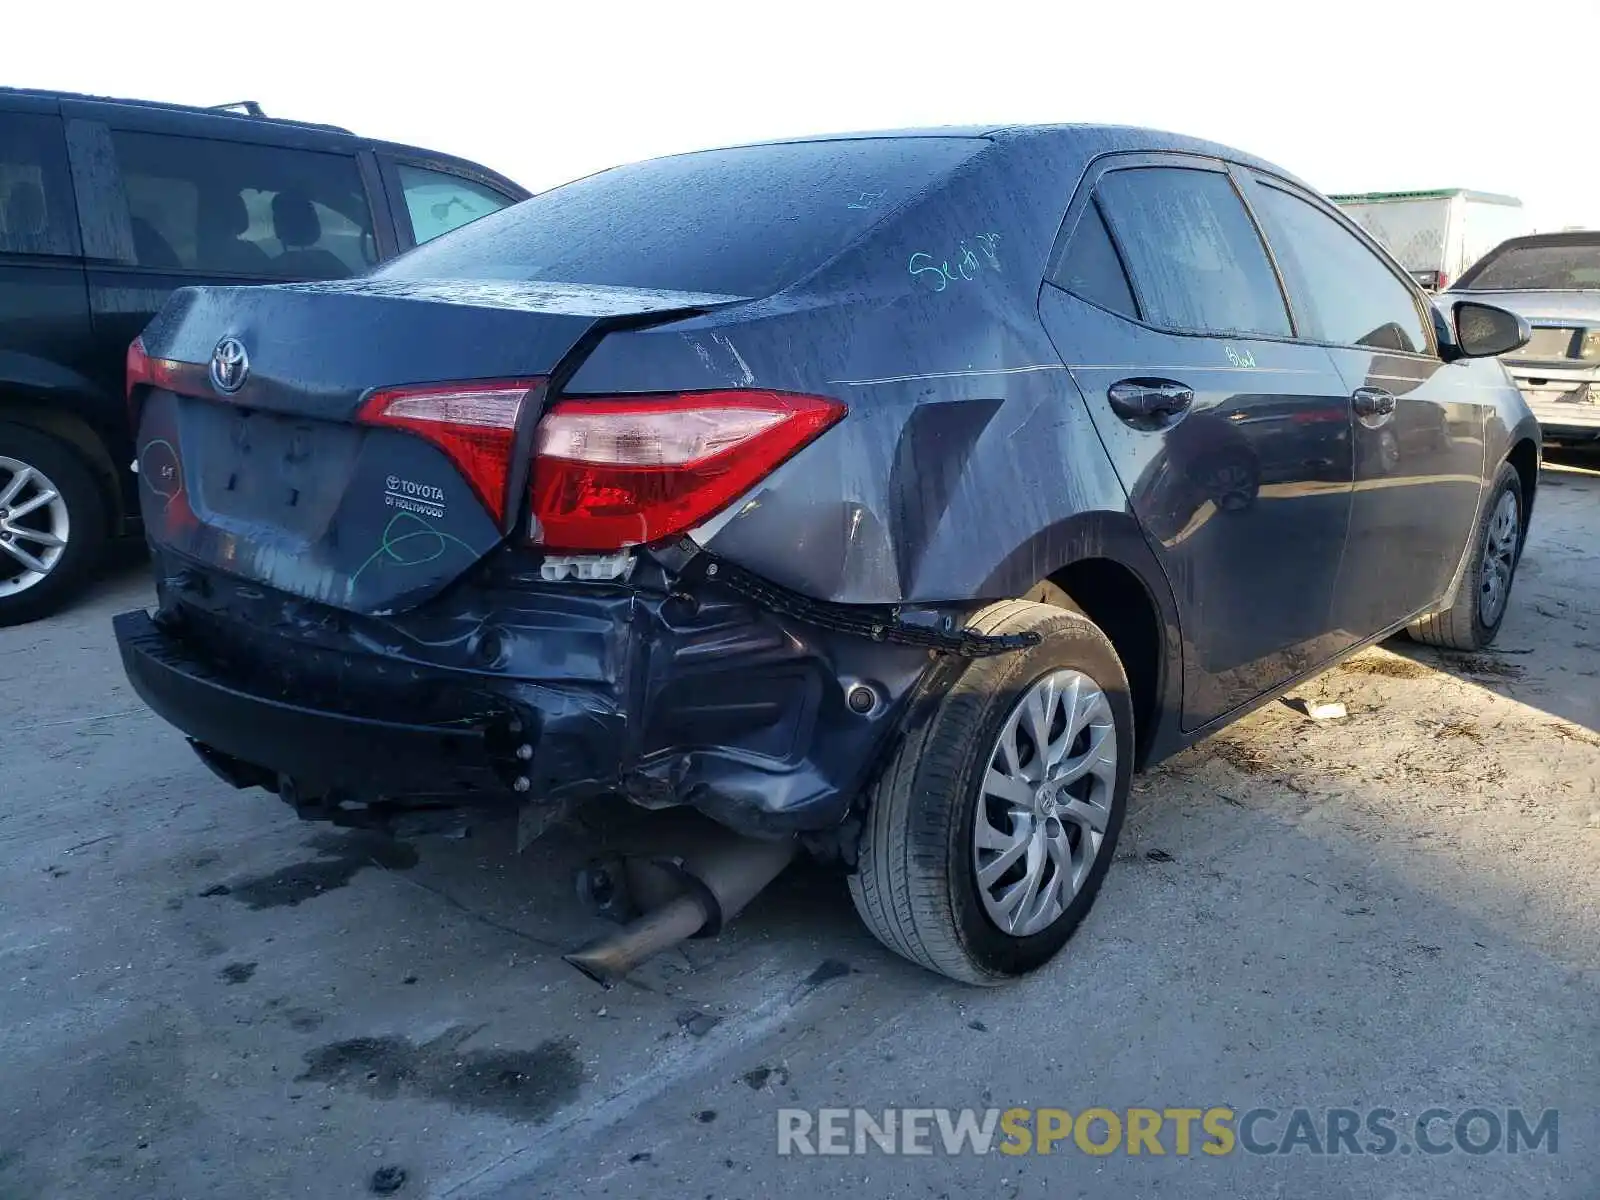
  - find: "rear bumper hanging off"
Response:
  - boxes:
[114,549,955,836]
[115,609,523,799]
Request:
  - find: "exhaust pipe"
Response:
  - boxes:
[564,830,796,987]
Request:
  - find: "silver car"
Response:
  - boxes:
[1438,231,1600,443]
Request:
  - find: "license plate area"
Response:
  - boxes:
[180,399,361,537]
[1523,385,1593,407]
[1513,327,1580,361]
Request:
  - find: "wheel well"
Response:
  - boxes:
[1046,557,1164,768]
[1505,438,1538,536]
[0,398,124,527]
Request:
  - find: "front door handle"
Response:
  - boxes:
[1107,378,1195,425]
[1351,386,1397,422]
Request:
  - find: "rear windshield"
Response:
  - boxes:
[1457,238,1600,291]
[375,137,987,297]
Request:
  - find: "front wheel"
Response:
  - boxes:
[848,599,1134,984]
[1405,460,1524,651]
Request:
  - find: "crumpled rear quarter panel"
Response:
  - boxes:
[563,133,1161,606]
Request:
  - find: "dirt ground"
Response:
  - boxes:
[1,454,1596,1200]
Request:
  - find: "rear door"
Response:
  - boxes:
[0,102,93,408]
[1242,174,1486,638]
[376,154,521,250]
[63,110,387,405]
[1038,156,1356,729]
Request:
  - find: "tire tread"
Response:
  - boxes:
[849,600,1125,984]
[1405,462,1521,651]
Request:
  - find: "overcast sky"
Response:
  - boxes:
[13,0,1597,232]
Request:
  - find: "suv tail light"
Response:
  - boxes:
[126,337,152,407]
[530,390,846,551]
[126,337,200,421]
[358,380,539,525]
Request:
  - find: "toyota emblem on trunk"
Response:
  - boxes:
[210,337,250,394]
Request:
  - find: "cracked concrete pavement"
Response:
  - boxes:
[2,456,1596,1199]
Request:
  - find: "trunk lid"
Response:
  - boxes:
[133,278,736,614]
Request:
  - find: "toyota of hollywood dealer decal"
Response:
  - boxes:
[384,475,446,519]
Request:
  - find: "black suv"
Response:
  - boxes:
[0,88,527,624]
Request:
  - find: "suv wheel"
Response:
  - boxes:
[0,423,108,627]
[1406,461,1523,651]
[849,599,1134,984]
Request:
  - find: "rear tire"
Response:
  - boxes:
[0,423,108,628]
[1405,461,1523,651]
[848,600,1134,984]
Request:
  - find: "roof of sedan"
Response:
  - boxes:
[1490,229,1600,246]
[988,122,1291,172]
[716,122,1301,184]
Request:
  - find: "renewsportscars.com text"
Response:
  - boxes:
[776,1106,1559,1157]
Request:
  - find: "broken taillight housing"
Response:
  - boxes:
[358,380,539,525]
[529,390,846,551]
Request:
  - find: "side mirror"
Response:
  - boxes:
[1450,301,1530,359]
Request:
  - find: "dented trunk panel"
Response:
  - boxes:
[137,389,505,613]
[133,278,741,612]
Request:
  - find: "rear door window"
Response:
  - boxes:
[1249,182,1430,354]
[378,137,987,297]
[110,131,377,278]
[396,164,514,244]
[1048,201,1139,319]
[1096,166,1291,337]
[0,112,79,257]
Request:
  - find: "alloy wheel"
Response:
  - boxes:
[972,669,1118,937]
[1479,489,1519,627]
[0,456,70,598]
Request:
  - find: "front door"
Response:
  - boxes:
[1039,158,1356,730]
[1240,175,1487,639]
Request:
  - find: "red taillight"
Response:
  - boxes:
[530,390,845,551]
[126,337,149,405]
[358,380,539,525]
[126,337,195,420]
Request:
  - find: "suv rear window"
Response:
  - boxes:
[112,131,377,278]
[1456,238,1600,291]
[0,112,78,257]
[377,137,987,297]
[396,164,513,245]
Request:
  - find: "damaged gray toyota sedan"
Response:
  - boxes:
[116,125,1540,984]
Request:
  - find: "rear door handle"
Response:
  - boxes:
[1351,386,1397,421]
[1107,378,1194,425]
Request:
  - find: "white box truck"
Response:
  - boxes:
[1328,189,1529,291]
